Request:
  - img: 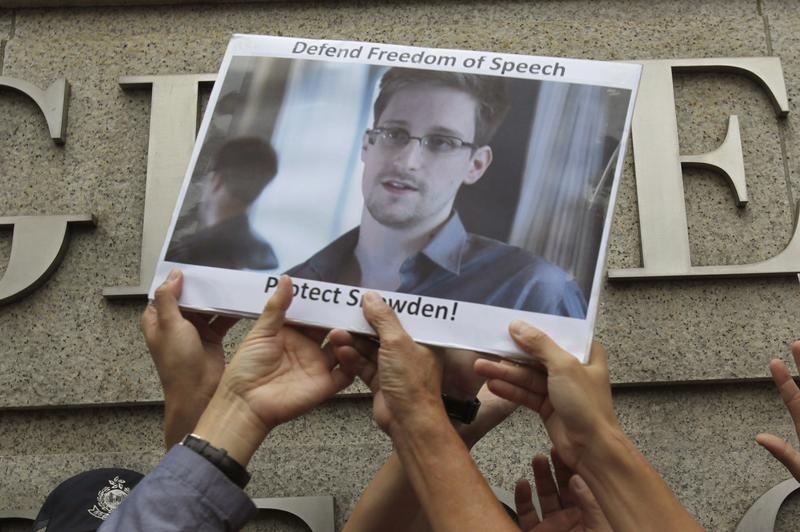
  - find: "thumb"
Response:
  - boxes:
[569,475,609,530]
[362,292,408,348]
[152,269,184,325]
[249,275,292,338]
[508,320,567,369]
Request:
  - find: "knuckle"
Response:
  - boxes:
[380,330,407,349]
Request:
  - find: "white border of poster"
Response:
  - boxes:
[150,34,641,363]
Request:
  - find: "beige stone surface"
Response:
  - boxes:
[598,278,799,383]
[762,5,800,223]
[1,384,797,531]
[0,0,794,407]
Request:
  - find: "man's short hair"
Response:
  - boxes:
[212,137,278,204]
[373,68,511,147]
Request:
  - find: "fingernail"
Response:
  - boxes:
[509,320,528,335]
[167,268,180,281]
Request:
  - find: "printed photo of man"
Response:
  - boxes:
[288,68,587,318]
[166,137,279,271]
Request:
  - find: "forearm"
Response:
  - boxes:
[390,406,518,532]
[344,418,495,532]
[164,396,212,448]
[577,428,704,532]
[344,452,426,532]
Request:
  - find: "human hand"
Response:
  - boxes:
[473,322,620,469]
[330,292,444,435]
[193,275,353,465]
[329,329,511,444]
[756,341,800,479]
[140,269,239,447]
[515,450,611,532]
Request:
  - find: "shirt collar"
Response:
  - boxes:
[419,212,467,275]
[308,227,360,280]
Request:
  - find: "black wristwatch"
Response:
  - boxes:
[441,394,481,424]
[180,433,251,488]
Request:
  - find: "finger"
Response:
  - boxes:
[327,366,356,394]
[756,433,800,480]
[588,341,609,371]
[485,379,546,412]
[152,269,184,325]
[474,358,547,395]
[473,384,518,424]
[532,454,562,517]
[327,329,379,362]
[550,448,574,506]
[791,341,800,372]
[249,275,292,337]
[514,479,540,530]
[768,359,800,429]
[569,475,609,530]
[334,345,379,391]
[140,303,158,340]
[325,328,353,348]
[361,292,409,347]
[539,396,555,421]
[508,320,569,369]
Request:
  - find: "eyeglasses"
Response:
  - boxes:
[366,127,477,155]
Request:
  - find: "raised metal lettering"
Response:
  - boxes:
[103,74,215,299]
[609,58,792,280]
[0,215,95,305]
[252,496,333,532]
[736,478,799,531]
[0,78,95,306]
[0,76,69,142]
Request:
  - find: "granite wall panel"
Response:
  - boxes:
[3,3,800,532]
[763,2,800,229]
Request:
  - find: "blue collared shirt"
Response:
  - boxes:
[288,213,587,318]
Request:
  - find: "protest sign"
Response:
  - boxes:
[151,34,641,362]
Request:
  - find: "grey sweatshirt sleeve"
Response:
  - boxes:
[99,444,257,531]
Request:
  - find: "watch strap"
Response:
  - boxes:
[441,394,481,424]
[180,433,251,489]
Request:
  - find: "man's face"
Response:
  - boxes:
[361,84,492,230]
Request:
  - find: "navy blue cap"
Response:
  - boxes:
[31,468,144,532]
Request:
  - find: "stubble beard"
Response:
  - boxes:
[364,171,428,229]
[365,193,420,229]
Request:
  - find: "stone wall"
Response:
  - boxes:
[2,1,800,530]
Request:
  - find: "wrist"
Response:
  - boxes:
[180,433,252,488]
[193,386,271,467]
[573,424,635,477]
[388,394,449,443]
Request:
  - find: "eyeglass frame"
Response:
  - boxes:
[365,127,479,155]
